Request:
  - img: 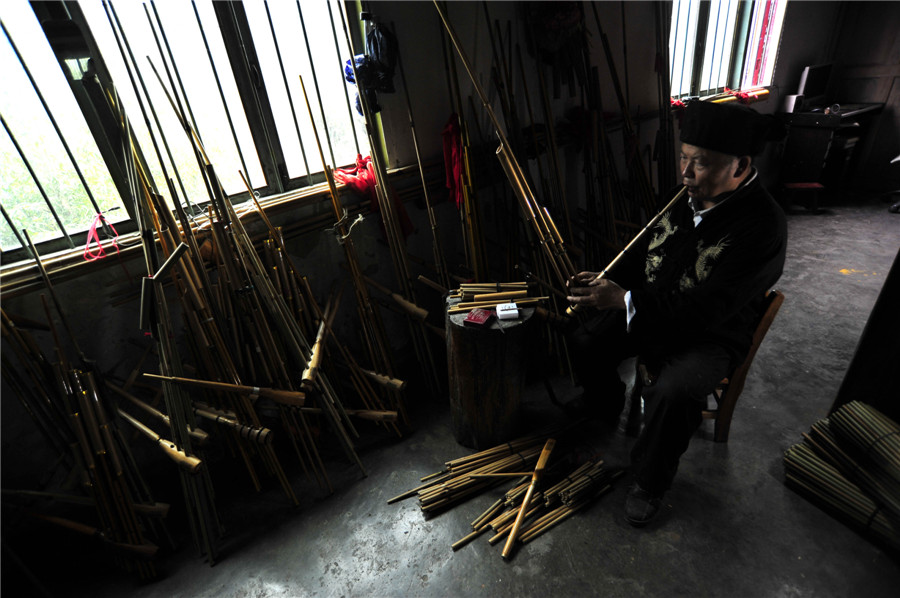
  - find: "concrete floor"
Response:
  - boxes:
[6,196,900,597]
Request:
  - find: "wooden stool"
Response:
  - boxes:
[784,182,825,213]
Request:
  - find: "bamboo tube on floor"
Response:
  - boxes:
[502,438,555,558]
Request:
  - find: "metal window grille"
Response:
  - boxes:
[669,0,787,99]
[0,0,363,259]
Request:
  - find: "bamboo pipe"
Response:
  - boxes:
[392,20,451,290]
[29,511,159,559]
[299,407,398,422]
[3,489,169,519]
[143,373,305,407]
[359,369,407,392]
[301,296,338,391]
[417,275,448,295]
[566,186,687,315]
[107,382,208,446]
[192,406,272,446]
[297,74,394,390]
[472,290,528,302]
[353,268,429,322]
[116,409,201,474]
[21,230,90,364]
[502,438,555,558]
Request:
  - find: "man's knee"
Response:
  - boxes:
[642,374,709,411]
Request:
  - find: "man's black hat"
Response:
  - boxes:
[679,101,785,156]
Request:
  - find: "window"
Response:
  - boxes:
[0,0,124,252]
[0,0,364,260]
[669,0,787,98]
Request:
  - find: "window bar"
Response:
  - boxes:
[326,0,361,155]
[689,0,710,97]
[755,0,779,87]
[705,0,724,94]
[0,20,109,236]
[190,0,252,185]
[103,2,180,205]
[670,0,688,97]
[749,0,773,87]
[142,2,198,214]
[740,0,763,87]
[727,0,752,90]
[148,1,203,148]
[0,201,28,250]
[714,1,735,92]
[1,114,75,249]
[262,0,312,186]
[296,0,337,167]
[106,2,189,216]
[146,1,216,217]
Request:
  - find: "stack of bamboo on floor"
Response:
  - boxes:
[388,426,622,558]
[1,307,169,580]
[784,400,900,551]
[446,282,546,315]
[464,456,621,554]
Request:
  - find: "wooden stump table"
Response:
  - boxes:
[445,298,537,449]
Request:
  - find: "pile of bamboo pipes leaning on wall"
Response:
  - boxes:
[0,5,414,576]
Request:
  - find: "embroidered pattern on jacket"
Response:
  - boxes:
[644,211,677,283]
[678,237,730,290]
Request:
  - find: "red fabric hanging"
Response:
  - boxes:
[83,213,121,261]
[333,154,413,239]
[441,114,463,209]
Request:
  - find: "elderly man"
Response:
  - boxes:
[565,100,787,526]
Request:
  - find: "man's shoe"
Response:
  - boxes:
[624,484,662,527]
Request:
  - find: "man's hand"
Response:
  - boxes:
[566,273,627,310]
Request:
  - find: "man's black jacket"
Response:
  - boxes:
[610,173,788,368]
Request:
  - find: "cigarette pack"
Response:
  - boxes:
[463,308,493,326]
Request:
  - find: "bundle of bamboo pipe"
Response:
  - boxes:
[829,401,900,513]
[387,425,566,507]
[446,282,547,315]
[1,308,168,580]
[453,455,621,555]
[784,443,899,551]
[783,401,900,551]
[389,424,622,558]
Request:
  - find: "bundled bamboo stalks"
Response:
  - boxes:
[389,424,621,558]
[446,282,547,315]
[387,426,565,507]
[783,401,900,551]
[1,307,169,580]
[829,401,900,512]
[139,48,387,502]
[335,9,443,398]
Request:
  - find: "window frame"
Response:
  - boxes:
[1,0,366,267]
[669,0,785,100]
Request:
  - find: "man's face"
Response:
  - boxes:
[679,143,741,202]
